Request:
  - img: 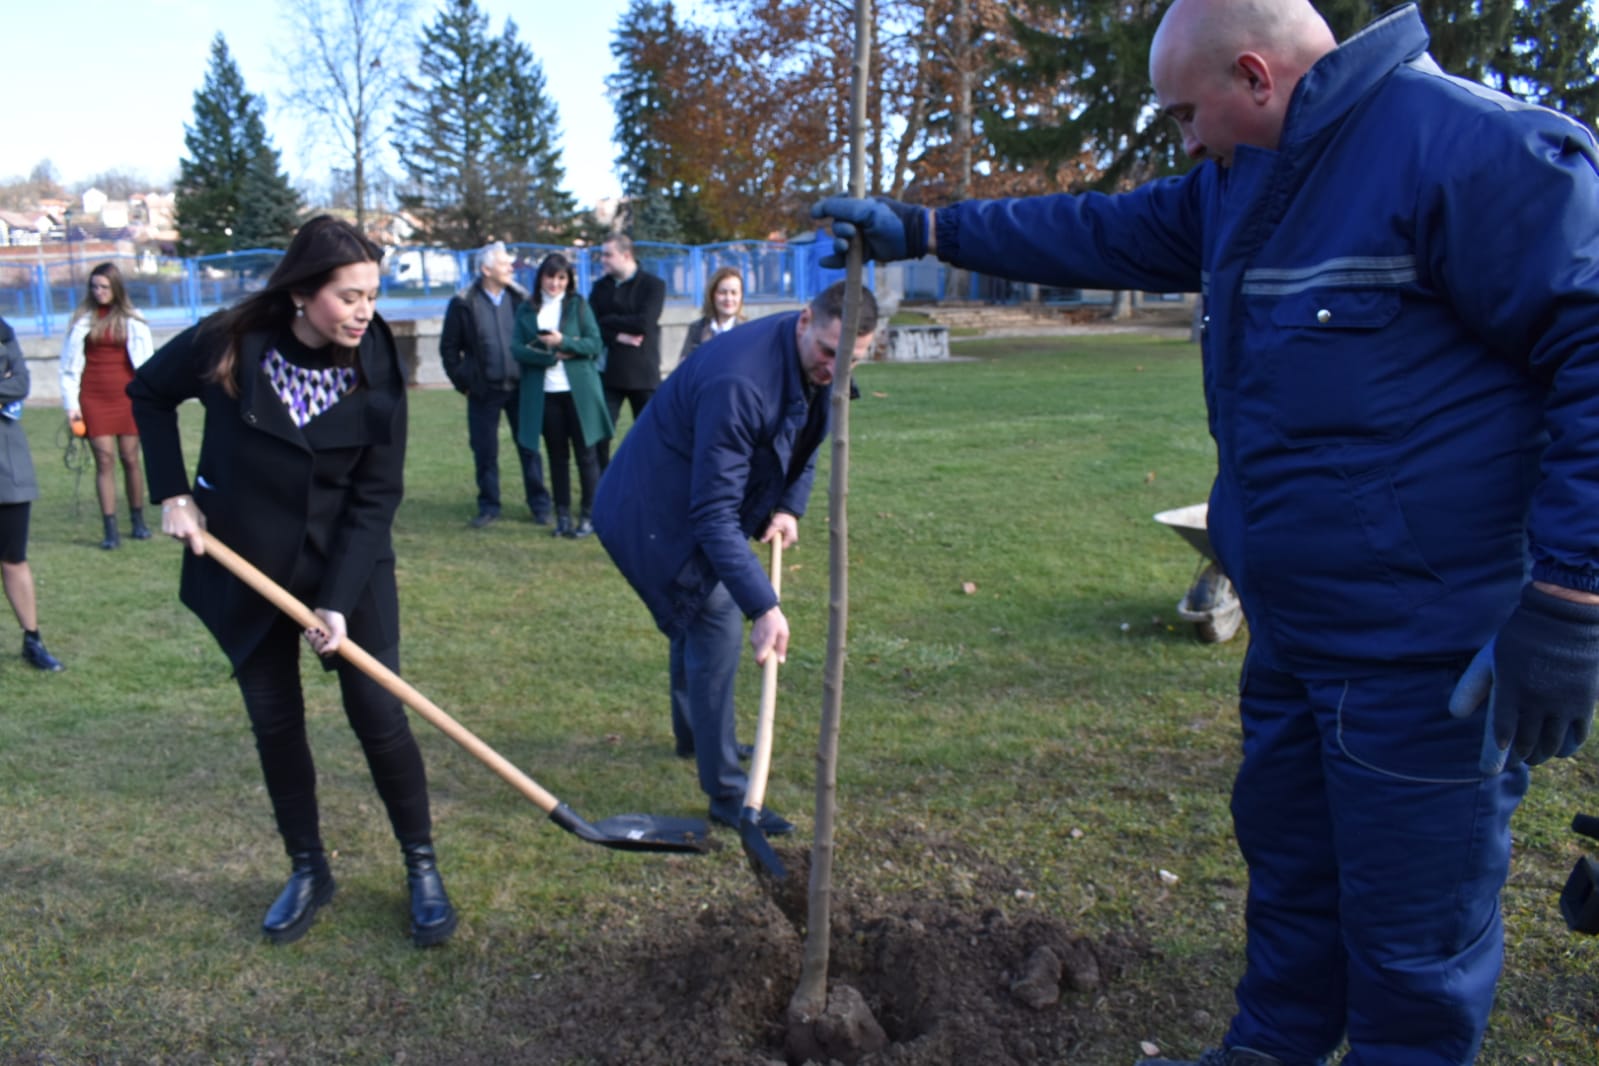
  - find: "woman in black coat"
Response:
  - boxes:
[128,217,456,948]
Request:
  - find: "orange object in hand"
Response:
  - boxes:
[70,415,87,438]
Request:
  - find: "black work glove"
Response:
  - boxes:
[1449,584,1599,773]
[811,195,928,268]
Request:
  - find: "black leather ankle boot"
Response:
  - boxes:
[100,514,120,551]
[261,850,335,945]
[403,843,457,947]
[130,507,152,540]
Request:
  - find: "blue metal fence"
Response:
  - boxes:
[2,232,868,338]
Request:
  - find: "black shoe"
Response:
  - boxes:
[130,508,152,540]
[21,633,64,672]
[571,518,594,539]
[100,515,120,550]
[262,851,335,945]
[469,512,499,529]
[530,506,552,526]
[403,843,458,948]
[552,514,575,538]
[708,799,795,836]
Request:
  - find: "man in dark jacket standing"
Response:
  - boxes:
[440,241,551,527]
[817,2,1599,1063]
[588,234,666,471]
[593,281,877,834]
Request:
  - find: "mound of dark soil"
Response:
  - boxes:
[523,841,1148,1066]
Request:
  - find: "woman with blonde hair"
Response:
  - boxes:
[60,262,155,549]
[677,266,746,362]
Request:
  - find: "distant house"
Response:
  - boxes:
[0,209,53,246]
[81,187,108,216]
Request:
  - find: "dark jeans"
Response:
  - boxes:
[467,387,550,518]
[235,613,433,856]
[668,582,747,805]
[596,385,654,471]
[542,391,601,519]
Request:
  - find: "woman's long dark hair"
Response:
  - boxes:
[204,215,384,395]
[531,252,578,314]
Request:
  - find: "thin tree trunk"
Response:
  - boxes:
[789,0,872,1024]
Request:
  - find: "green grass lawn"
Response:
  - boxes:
[3,334,1596,1063]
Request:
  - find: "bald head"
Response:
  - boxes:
[1150,0,1336,166]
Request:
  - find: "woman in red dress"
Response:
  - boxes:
[59,263,155,549]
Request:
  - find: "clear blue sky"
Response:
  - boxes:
[6,0,706,208]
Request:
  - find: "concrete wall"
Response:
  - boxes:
[13,300,806,405]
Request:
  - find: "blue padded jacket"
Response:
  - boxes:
[593,311,827,636]
[936,5,1599,672]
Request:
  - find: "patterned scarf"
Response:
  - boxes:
[263,348,358,428]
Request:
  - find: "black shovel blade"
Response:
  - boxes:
[739,806,789,879]
[549,802,712,853]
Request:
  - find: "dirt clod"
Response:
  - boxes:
[1010,945,1063,1010]
[785,982,889,1065]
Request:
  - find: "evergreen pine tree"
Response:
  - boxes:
[985,0,1188,192]
[607,0,705,237]
[235,142,304,250]
[176,35,301,254]
[627,187,685,244]
[607,0,676,200]
[1496,0,1599,132]
[392,0,500,247]
[492,23,578,244]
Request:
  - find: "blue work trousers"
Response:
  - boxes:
[668,582,748,805]
[1224,658,1528,1065]
[467,387,549,518]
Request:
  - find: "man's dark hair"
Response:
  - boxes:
[809,280,878,336]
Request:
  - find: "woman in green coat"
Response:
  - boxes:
[511,253,613,537]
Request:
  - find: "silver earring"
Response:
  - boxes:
[295,305,304,316]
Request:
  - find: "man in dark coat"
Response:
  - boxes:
[592,281,877,833]
[588,234,666,471]
[439,241,552,527]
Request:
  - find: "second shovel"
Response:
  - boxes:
[740,538,789,879]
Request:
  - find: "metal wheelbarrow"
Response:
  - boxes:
[1153,503,1244,644]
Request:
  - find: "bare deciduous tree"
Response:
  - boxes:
[279,0,415,227]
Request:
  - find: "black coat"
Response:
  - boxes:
[439,281,526,396]
[588,269,666,392]
[128,318,407,669]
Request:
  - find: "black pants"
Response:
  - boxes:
[234,613,432,856]
[596,386,654,471]
[467,386,550,518]
[543,392,601,519]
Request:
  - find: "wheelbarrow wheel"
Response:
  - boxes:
[1180,561,1244,644]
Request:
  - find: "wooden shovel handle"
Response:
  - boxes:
[199,531,561,815]
[743,538,783,812]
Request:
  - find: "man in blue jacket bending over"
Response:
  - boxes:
[593,281,878,835]
[817,1,1599,1064]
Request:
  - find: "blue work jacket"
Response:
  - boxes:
[593,311,827,636]
[936,4,1599,672]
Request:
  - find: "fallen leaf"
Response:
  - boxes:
[604,733,621,745]
[1144,471,1157,484]
[961,581,978,595]
[1141,1041,1161,1057]
[872,391,888,398]
[1159,869,1180,886]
